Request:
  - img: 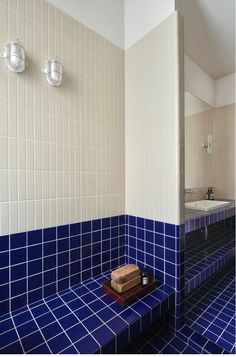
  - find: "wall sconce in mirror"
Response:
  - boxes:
[42,57,63,86]
[201,135,213,154]
[0,39,26,73]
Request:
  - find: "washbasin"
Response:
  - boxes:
[185,200,230,211]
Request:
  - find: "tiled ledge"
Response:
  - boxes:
[185,241,235,294]
[0,271,175,354]
[185,204,235,233]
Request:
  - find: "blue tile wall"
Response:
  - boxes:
[124,215,185,329]
[0,215,125,317]
[185,216,235,294]
[185,207,235,233]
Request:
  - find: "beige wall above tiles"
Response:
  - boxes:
[214,103,235,200]
[125,11,185,225]
[0,0,125,235]
[185,103,235,201]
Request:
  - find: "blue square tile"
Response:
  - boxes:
[30,304,49,318]
[120,308,139,324]
[10,233,26,249]
[29,343,51,354]
[43,227,56,241]
[137,217,144,228]
[82,221,92,233]
[53,305,71,319]
[36,312,56,328]
[0,329,18,349]
[145,218,154,231]
[170,336,187,353]
[182,345,198,354]
[82,315,103,331]
[17,320,38,338]
[70,222,81,236]
[11,279,27,297]
[92,219,101,231]
[155,221,164,233]
[75,334,100,354]
[92,324,114,347]
[12,310,32,326]
[97,307,116,322]
[204,340,223,354]
[28,230,42,245]
[28,245,42,260]
[21,330,45,352]
[117,329,129,353]
[47,332,71,354]
[58,225,69,239]
[0,341,23,354]
[0,317,14,333]
[11,249,26,265]
[107,316,128,334]
[59,314,79,329]
[165,223,175,236]
[42,321,63,340]
[89,300,106,312]
[0,235,9,252]
[66,323,88,343]
[74,306,93,321]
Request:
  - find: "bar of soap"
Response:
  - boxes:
[111,264,140,284]
[111,275,141,293]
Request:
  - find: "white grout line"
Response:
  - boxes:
[42,297,81,354]
[26,305,53,354]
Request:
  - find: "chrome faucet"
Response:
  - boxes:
[185,188,197,196]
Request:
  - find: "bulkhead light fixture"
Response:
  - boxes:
[42,57,63,86]
[0,39,26,73]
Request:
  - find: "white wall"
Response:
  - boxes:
[185,56,235,108]
[185,91,212,116]
[125,12,184,224]
[124,0,175,49]
[215,73,236,107]
[185,55,215,106]
[47,0,124,48]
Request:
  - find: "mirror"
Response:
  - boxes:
[185,91,214,201]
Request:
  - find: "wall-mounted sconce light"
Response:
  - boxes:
[42,57,63,86]
[0,39,26,73]
[201,135,213,154]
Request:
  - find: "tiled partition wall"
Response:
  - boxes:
[0,0,125,315]
[125,12,185,328]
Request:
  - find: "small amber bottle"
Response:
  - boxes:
[141,269,149,287]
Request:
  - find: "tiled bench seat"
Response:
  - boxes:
[0,271,175,354]
[185,224,235,294]
[185,240,234,294]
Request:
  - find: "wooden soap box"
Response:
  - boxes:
[101,277,157,306]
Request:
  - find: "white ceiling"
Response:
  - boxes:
[185,91,212,117]
[48,0,235,78]
[124,0,175,48]
[176,0,235,79]
[47,0,124,48]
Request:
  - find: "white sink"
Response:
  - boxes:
[185,200,230,211]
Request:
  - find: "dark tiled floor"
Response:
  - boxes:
[186,263,235,353]
[0,271,174,354]
[123,317,199,354]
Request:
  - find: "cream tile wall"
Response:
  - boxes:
[0,0,125,235]
[125,12,185,225]
[214,103,235,200]
[185,109,215,190]
[185,103,235,201]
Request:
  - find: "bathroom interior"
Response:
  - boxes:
[0,0,235,355]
